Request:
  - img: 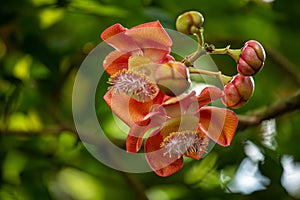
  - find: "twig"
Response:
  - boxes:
[238,89,300,130]
[119,172,149,200]
[0,124,127,148]
[266,47,300,86]
[49,53,85,126]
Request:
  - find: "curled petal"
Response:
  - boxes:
[145,130,183,177]
[126,112,166,153]
[104,90,165,126]
[127,21,172,62]
[101,23,141,53]
[162,91,196,117]
[129,21,172,50]
[102,21,173,62]
[103,50,130,75]
[197,86,223,107]
[143,49,173,63]
[199,107,238,146]
[101,23,127,41]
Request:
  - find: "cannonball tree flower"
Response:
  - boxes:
[101,21,190,126]
[126,87,238,177]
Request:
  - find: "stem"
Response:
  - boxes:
[197,27,205,48]
[183,28,206,66]
[206,45,241,62]
[207,45,230,54]
[119,172,149,200]
[189,68,232,85]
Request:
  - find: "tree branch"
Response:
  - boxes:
[266,47,300,86]
[238,89,300,130]
[119,172,149,200]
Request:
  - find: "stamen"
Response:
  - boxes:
[160,130,209,159]
[108,69,159,102]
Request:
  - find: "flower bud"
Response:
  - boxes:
[155,61,190,96]
[237,40,266,76]
[222,74,254,109]
[176,11,204,35]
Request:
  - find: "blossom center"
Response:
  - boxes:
[160,130,208,158]
[108,69,159,102]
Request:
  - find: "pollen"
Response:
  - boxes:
[108,69,159,102]
[160,130,209,159]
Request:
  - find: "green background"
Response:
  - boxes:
[1,0,300,199]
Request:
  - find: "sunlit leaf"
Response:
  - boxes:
[39,8,65,29]
[55,168,104,200]
[184,153,220,188]
[13,55,32,82]
[2,150,27,185]
[69,0,128,17]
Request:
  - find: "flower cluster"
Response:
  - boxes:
[100,11,265,176]
[126,87,238,176]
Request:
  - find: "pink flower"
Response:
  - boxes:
[126,87,238,177]
[101,21,190,126]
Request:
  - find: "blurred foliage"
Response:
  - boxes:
[1,0,300,199]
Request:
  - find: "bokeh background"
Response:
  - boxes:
[1,0,300,199]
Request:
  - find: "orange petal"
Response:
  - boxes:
[126,112,166,153]
[184,151,202,160]
[197,86,223,107]
[104,90,165,126]
[199,107,238,146]
[101,23,141,53]
[162,91,196,117]
[127,21,172,61]
[145,130,183,177]
[101,23,127,40]
[143,48,171,63]
[129,21,172,47]
[103,50,130,75]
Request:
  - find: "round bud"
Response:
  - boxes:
[237,40,266,76]
[155,61,190,96]
[222,74,254,109]
[176,11,204,35]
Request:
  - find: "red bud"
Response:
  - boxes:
[222,74,254,109]
[237,40,266,76]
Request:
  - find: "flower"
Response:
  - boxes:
[126,86,238,177]
[101,21,190,126]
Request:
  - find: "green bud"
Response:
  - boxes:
[176,11,204,35]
